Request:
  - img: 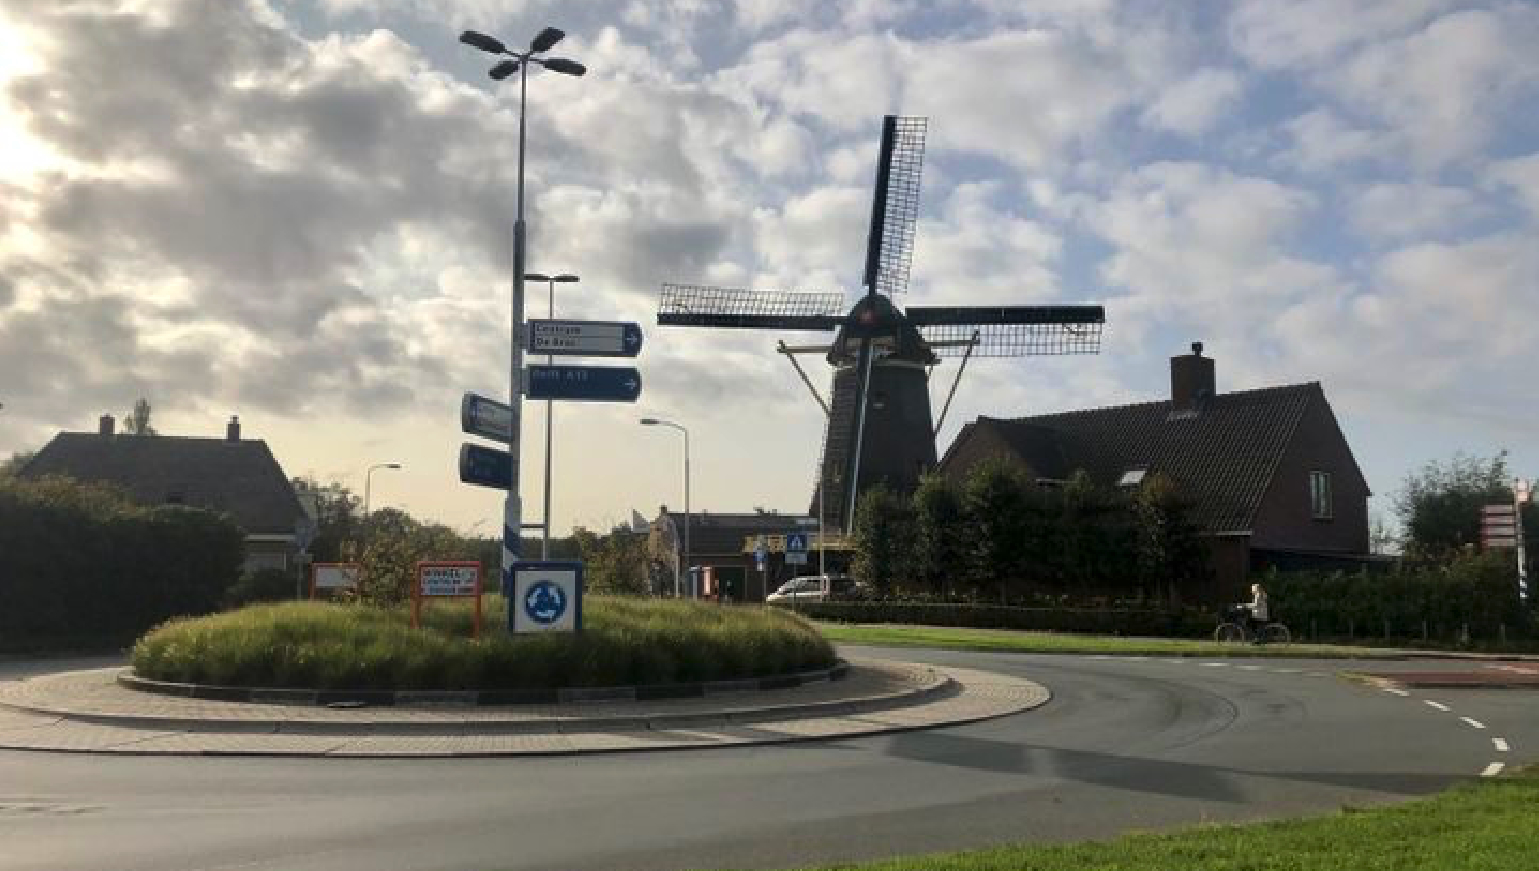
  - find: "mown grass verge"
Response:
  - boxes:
[132,597,834,690]
[815,622,1399,658]
[750,768,1536,871]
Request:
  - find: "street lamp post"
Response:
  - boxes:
[640,418,689,598]
[460,27,585,595]
[525,272,579,560]
[363,462,402,519]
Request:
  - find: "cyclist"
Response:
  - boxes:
[1247,582,1270,644]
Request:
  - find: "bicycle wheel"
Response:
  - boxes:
[1214,623,1245,643]
[1261,623,1291,644]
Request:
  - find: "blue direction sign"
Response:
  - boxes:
[528,320,643,358]
[461,392,512,443]
[459,443,510,490]
[526,364,642,403]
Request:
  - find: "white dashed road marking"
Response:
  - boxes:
[1460,717,1486,730]
[1423,700,1451,712]
[1493,738,1510,752]
[1238,665,1263,671]
[1382,687,1410,697]
[1201,662,1229,668]
[1481,762,1505,777]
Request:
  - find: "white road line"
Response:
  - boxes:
[1201,662,1229,668]
[1460,717,1486,730]
[1162,659,1185,665]
[1481,762,1505,777]
[1493,738,1510,752]
[1306,672,1329,677]
[1238,665,1263,671]
[1423,700,1451,712]
[1269,668,1302,674]
[1382,687,1410,697]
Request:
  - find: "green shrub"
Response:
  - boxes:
[786,601,1213,638]
[0,476,244,650]
[131,596,836,690]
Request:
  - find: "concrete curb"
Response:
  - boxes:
[116,660,852,707]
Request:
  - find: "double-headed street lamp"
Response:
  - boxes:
[460,27,585,589]
[526,272,579,559]
[363,462,402,519]
[640,418,690,598]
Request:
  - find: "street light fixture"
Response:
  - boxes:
[640,417,690,598]
[460,26,585,597]
[525,272,580,559]
[363,462,402,519]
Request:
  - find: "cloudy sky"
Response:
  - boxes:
[1,0,1535,535]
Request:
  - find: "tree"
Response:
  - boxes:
[121,398,157,436]
[1395,452,1511,562]
[0,450,36,478]
[291,476,361,563]
[572,528,649,595]
[961,459,1032,603]
[850,483,916,596]
[1133,473,1207,608]
[911,474,968,598]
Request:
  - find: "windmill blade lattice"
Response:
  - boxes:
[907,304,1106,357]
[864,116,927,297]
[658,283,844,331]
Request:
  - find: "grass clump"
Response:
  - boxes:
[130,596,834,691]
[766,768,1538,871]
[816,622,1398,658]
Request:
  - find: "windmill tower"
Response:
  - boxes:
[659,116,1105,532]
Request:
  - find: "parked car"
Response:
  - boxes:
[766,575,867,604]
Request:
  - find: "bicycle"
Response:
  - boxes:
[1214,606,1291,644]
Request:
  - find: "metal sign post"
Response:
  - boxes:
[413,561,482,638]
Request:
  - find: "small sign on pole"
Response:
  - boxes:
[786,531,809,565]
[413,561,483,638]
[509,561,583,634]
[310,563,359,599]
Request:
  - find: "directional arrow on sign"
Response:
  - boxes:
[526,364,642,402]
[527,320,644,358]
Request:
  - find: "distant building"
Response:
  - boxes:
[21,415,311,575]
[646,507,840,601]
[940,343,1373,602]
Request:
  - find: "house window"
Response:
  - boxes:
[1310,471,1333,520]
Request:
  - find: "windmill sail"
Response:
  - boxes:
[657,283,844,331]
[907,304,1106,357]
[862,116,927,297]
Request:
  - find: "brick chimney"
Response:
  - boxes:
[1170,341,1215,411]
[98,414,115,436]
[226,415,241,442]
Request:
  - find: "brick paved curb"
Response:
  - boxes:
[0,662,1049,757]
[116,660,852,707]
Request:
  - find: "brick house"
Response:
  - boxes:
[646,508,831,601]
[939,344,1372,602]
[21,415,312,575]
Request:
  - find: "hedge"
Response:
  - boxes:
[0,475,245,650]
[780,601,1214,638]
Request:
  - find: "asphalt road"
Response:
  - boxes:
[1,647,1533,871]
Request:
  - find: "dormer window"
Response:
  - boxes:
[1118,467,1148,487]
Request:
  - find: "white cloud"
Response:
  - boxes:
[1227,0,1457,69]
[1486,153,1539,221]
[1281,109,1387,171]
[1140,67,1242,136]
[1347,182,1487,242]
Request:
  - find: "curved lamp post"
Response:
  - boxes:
[363,462,402,519]
[640,417,689,598]
[460,27,585,591]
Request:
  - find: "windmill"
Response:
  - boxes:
[658,116,1105,533]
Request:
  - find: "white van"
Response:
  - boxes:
[766,575,865,604]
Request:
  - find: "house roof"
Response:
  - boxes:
[940,382,1323,534]
[20,433,307,535]
[656,511,815,558]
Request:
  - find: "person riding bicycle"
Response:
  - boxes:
[1246,582,1269,644]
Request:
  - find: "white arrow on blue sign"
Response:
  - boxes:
[526,365,642,403]
[786,533,808,553]
[461,392,512,443]
[527,320,644,358]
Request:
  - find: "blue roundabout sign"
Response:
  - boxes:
[523,580,567,625]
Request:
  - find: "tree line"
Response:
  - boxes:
[850,460,1207,607]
